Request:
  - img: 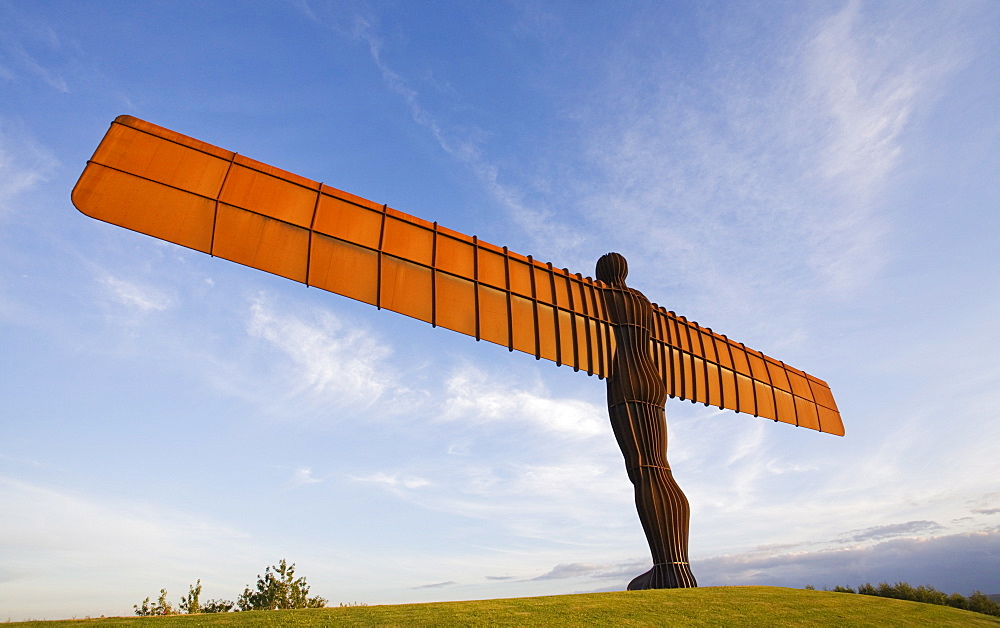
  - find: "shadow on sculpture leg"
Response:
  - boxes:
[598,252,697,589]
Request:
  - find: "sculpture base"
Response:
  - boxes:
[627,563,697,590]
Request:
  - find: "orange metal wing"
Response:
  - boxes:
[72,115,842,436]
[647,307,844,436]
[71,115,614,377]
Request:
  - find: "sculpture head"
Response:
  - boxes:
[596,252,628,286]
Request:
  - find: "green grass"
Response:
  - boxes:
[9,587,1000,627]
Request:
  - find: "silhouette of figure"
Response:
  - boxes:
[596,252,697,589]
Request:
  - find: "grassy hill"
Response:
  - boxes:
[9,587,1000,627]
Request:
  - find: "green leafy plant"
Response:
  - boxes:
[236,559,327,611]
[133,588,175,616]
[178,580,201,615]
[200,598,236,613]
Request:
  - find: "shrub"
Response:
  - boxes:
[133,588,175,616]
[178,580,201,614]
[200,598,236,613]
[236,559,327,611]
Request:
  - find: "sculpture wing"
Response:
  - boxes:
[648,307,844,436]
[71,116,615,377]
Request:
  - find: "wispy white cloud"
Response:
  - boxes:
[290,467,321,486]
[352,471,431,490]
[969,493,1000,516]
[549,2,976,311]
[410,580,456,589]
[805,4,914,194]
[0,5,70,93]
[246,294,399,407]
[324,359,634,545]
[839,520,944,543]
[792,1,968,293]
[240,295,610,436]
[351,455,631,551]
[442,364,604,438]
[530,560,645,582]
[0,118,58,216]
[286,0,320,24]
[505,462,619,502]
[100,275,174,315]
[10,40,69,93]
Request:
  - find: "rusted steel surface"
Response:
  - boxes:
[72,115,843,436]
[597,252,697,589]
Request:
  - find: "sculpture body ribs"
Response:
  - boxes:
[598,252,696,589]
[72,116,844,590]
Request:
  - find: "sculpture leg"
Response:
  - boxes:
[626,465,697,589]
[610,402,696,589]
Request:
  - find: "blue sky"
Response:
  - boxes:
[2,0,999,620]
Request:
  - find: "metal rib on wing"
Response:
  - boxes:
[648,307,844,436]
[71,115,615,377]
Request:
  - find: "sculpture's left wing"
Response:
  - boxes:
[72,116,616,377]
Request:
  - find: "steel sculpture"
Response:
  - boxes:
[597,252,696,588]
[72,116,844,590]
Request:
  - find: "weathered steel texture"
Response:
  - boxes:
[650,309,843,435]
[71,116,616,375]
[597,252,696,589]
[71,115,843,437]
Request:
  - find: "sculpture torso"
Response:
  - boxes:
[603,284,668,408]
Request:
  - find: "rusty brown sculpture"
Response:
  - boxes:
[72,116,844,589]
[598,252,695,588]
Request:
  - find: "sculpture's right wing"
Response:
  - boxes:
[71,116,616,377]
[648,307,844,436]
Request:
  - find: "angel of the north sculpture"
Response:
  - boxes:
[72,116,843,590]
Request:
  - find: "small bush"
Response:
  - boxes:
[178,580,201,615]
[133,589,175,616]
[200,598,236,613]
[237,559,327,611]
